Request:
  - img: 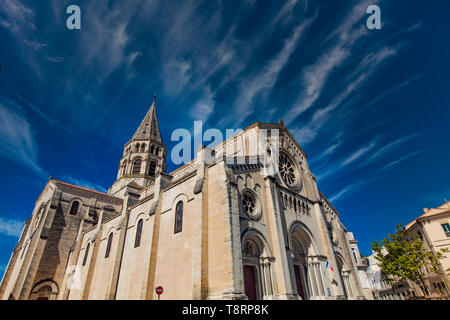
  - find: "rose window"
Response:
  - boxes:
[241,190,262,220]
[242,192,256,216]
[279,153,296,187]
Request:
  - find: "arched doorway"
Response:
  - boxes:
[241,232,274,300]
[292,238,308,300]
[243,265,258,300]
[290,224,326,300]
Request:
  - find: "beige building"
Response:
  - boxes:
[366,201,450,300]
[0,101,365,300]
[401,201,450,298]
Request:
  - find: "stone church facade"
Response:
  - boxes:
[0,101,365,300]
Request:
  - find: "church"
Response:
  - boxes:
[0,100,365,300]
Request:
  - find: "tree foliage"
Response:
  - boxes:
[371,224,448,295]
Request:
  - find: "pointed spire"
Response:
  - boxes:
[132,98,162,143]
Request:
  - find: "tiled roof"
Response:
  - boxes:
[52,179,122,201]
[405,201,450,230]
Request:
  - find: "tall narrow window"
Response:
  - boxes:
[441,223,450,237]
[135,219,143,248]
[70,201,79,215]
[82,243,90,266]
[132,159,142,174]
[149,161,157,177]
[105,233,113,258]
[141,144,146,152]
[174,201,183,234]
[352,247,358,261]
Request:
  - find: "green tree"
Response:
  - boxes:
[371,224,448,297]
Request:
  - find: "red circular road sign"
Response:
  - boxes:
[155,286,164,295]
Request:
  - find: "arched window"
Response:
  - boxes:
[174,201,183,234]
[70,201,79,215]
[151,146,155,154]
[136,143,140,152]
[105,233,113,258]
[141,144,146,152]
[135,219,143,248]
[155,148,160,156]
[149,161,157,177]
[82,243,90,266]
[132,159,142,174]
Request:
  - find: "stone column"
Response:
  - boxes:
[82,209,105,300]
[314,260,325,297]
[107,198,131,300]
[266,261,274,297]
[307,259,318,298]
[342,272,353,299]
[299,263,309,300]
[17,190,61,300]
[261,260,274,298]
[263,177,297,299]
[259,261,267,298]
[59,218,85,300]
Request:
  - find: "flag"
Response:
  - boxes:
[326,261,334,272]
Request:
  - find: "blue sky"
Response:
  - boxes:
[0,0,450,279]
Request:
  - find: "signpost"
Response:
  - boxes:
[155,286,164,300]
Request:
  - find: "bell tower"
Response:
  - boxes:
[109,98,167,196]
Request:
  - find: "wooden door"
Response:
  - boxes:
[294,265,306,300]
[244,265,257,300]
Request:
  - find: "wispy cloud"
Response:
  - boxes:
[163,59,192,94]
[341,140,377,166]
[0,217,24,237]
[310,139,343,167]
[23,39,47,51]
[284,0,377,123]
[326,148,426,204]
[323,140,342,157]
[13,95,80,137]
[159,0,309,127]
[189,87,215,123]
[79,4,141,81]
[363,75,422,110]
[291,45,397,146]
[45,56,64,63]
[329,179,368,202]
[0,102,45,176]
[313,131,422,184]
[360,133,422,167]
[232,14,316,125]
[378,149,427,172]
[317,139,377,180]
[0,0,35,34]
